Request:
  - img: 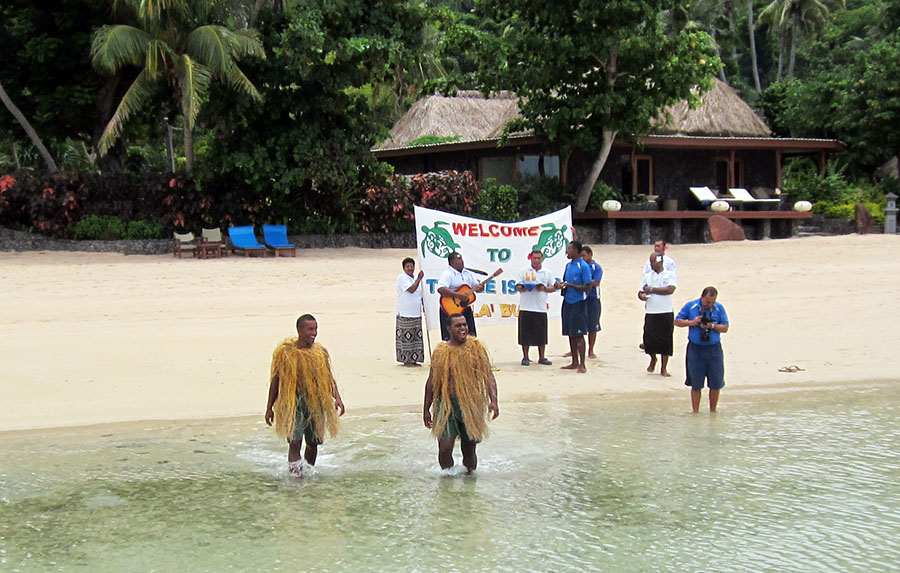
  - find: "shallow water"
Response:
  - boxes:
[1,382,898,572]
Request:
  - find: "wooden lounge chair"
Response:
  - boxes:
[201,227,228,257]
[173,232,198,258]
[262,225,297,257]
[689,186,741,208]
[228,226,267,257]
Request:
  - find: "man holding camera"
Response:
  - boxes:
[674,286,729,413]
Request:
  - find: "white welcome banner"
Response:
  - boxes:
[415,205,573,330]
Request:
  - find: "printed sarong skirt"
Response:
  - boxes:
[396,315,424,364]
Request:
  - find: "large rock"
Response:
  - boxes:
[708,215,746,242]
[854,203,874,234]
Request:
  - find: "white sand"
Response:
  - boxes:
[1,234,898,431]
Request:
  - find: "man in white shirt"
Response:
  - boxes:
[396,257,425,366]
[515,250,557,366]
[638,253,677,376]
[642,240,677,277]
[437,252,484,341]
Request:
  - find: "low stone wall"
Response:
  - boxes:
[0,228,416,255]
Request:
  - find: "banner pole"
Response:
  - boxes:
[422,299,433,361]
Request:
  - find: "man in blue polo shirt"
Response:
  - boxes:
[555,240,592,373]
[675,286,730,413]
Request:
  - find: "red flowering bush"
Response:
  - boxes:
[359,170,479,233]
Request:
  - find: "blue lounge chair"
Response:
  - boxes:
[262,225,297,257]
[228,226,267,257]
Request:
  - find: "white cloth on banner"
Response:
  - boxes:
[415,206,573,330]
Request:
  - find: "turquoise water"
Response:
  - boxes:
[1,382,898,571]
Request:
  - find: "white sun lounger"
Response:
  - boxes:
[727,188,781,204]
[689,186,740,206]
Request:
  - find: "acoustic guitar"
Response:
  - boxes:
[439,268,503,315]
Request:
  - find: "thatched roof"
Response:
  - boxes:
[376,91,521,149]
[654,80,771,137]
[376,80,770,150]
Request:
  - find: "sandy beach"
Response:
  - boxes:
[1,234,898,432]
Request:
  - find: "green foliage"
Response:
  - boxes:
[782,160,848,202]
[473,179,518,222]
[812,200,884,225]
[587,181,624,211]
[73,215,126,240]
[198,0,427,234]
[517,175,563,219]
[407,135,461,146]
[124,219,166,240]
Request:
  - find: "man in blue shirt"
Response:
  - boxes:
[581,245,604,359]
[555,241,592,373]
[675,286,729,413]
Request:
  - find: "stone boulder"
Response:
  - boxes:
[708,215,746,242]
[854,203,874,234]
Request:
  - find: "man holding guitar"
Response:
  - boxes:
[437,252,502,342]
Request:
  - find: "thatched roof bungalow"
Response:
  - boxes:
[374,81,842,210]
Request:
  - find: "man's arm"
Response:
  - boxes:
[406,270,424,293]
[437,286,469,301]
[265,374,280,426]
[486,368,499,420]
[423,368,435,428]
[645,285,676,295]
[331,376,345,416]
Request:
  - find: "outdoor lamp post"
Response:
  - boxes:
[885,192,898,234]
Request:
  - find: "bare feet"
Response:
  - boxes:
[563,351,572,358]
[588,352,597,359]
[647,357,657,373]
[577,366,586,373]
[561,364,578,370]
[660,370,671,377]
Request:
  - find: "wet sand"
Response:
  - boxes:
[1,234,898,431]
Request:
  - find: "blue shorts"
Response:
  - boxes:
[562,300,588,337]
[585,297,601,333]
[684,342,725,390]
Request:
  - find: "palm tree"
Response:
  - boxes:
[747,0,762,92]
[757,0,836,80]
[0,79,59,173]
[91,0,264,170]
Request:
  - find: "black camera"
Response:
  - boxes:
[699,311,715,342]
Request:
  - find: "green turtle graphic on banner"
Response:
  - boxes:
[532,223,569,258]
[420,221,461,257]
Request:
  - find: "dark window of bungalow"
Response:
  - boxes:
[620,155,653,195]
[480,156,517,185]
[715,157,744,193]
[518,154,560,178]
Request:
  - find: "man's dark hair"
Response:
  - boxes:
[531,249,543,257]
[701,286,718,298]
[402,257,415,267]
[296,314,316,330]
[581,245,593,255]
[447,313,466,329]
[447,252,462,264]
[570,240,583,253]
[656,239,668,247]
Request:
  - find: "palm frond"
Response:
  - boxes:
[176,54,212,129]
[98,69,158,154]
[187,25,231,74]
[226,63,263,101]
[92,25,153,74]
[230,29,266,60]
[144,39,175,77]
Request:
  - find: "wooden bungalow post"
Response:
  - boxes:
[729,149,736,188]
[818,151,827,176]
[631,145,638,195]
[775,150,783,190]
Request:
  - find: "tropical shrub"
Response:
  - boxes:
[474,179,518,222]
[517,175,564,219]
[73,215,127,240]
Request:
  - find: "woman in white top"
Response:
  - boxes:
[396,257,425,366]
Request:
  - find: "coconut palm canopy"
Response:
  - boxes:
[377,80,770,150]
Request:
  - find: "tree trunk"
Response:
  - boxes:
[12,142,21,171]
[776,24,787,81]
[0,80,59,173]
[249,0,267,27]
[748,0,762,92]
[94,74,124,173]
[184,122,194,171]
[574,129,617,212]
[787,11,800,80]
[711,28,728,83]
